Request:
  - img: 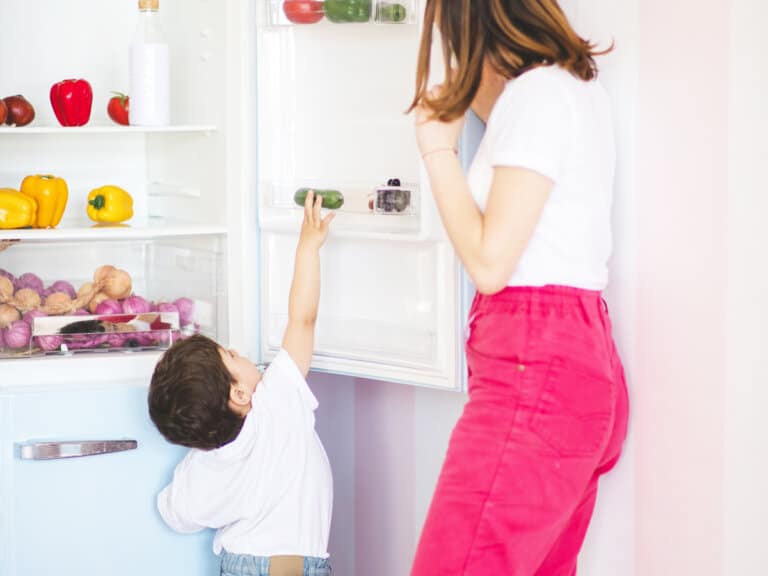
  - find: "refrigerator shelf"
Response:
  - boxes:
[0,125,217,136]
[0,223,228,243]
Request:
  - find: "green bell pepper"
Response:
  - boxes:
[324,0,372,23]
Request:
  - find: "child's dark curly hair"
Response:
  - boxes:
[148,334,245,450]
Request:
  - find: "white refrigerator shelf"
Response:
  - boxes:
[0,222,228,242]
[0,125,217,135]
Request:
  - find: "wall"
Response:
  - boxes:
[634,0,730,573]
[724,0,768,573]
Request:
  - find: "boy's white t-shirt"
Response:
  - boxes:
[467,65,616,290]
[157,349,333,559]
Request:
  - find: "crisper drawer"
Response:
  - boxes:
[0,233,227,358]
[0,380,218,576]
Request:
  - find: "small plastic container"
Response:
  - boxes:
[373,0,417,24]
[370,178,415,215]
[28,311,183,356]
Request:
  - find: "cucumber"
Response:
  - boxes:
[293,188,345,210]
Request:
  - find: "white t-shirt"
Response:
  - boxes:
[467,65,616,290]
[157,349,333,558]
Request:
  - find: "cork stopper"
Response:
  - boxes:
[139,0,159,10]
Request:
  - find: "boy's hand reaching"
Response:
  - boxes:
[299,190,335,250]
[282,190,334,376]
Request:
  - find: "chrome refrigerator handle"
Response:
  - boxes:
[16,440,138,461]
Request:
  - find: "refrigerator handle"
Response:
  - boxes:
[16,440,138,461]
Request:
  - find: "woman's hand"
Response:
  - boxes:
[414,84,465,158]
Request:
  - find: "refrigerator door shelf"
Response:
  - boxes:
[260,180,422,237]
[263,0,419,27]
[260,232,460,389]
[264,179,418,215]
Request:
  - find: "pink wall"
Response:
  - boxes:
[635,0,728,573]
[353,379,416,576]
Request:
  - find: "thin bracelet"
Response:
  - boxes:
[421,147,458,159]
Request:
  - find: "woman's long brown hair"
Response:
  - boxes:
[410,0,612,121]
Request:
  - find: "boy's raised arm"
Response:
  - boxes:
[281,191,334,377]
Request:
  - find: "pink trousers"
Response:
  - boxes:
[411,286,629,576]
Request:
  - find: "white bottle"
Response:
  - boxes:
[129,0,170,126]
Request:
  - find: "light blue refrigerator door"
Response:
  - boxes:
[456,111,486,390]
[0,383,219,576]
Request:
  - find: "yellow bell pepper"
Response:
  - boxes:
[0,188,37,229]
[20,174,68,228]
[87,185,134,223]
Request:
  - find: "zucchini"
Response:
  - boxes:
[293,188,345,210]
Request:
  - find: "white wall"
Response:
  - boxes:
[633,0,729,573]
[725,0,768,573]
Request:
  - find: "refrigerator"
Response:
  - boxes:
[0,0,469,573]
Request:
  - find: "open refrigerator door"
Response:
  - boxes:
[255,0,463,390]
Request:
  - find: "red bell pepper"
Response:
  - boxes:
[50,79,93,127]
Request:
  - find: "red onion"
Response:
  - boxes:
[123,332,155,348]
[0,328,4,349]
[45,281,76,299]
[24,310,61,352]
[106,333,127,348]
[73,308,90,316]
[173,297,195,326]
[95,299,122,315]
[22,309,46,325]
[0,269,15,284]
[14,273,44,294]
[156,328,181,346]
[5,320,31,350]
[90,334,109,347]
[122,295,151,314]
[64,333,107,350]
[155,302,179,326]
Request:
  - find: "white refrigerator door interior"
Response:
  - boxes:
[256,22,460,389]
[0,382,218,575]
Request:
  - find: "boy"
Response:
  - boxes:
[148,192,335,576]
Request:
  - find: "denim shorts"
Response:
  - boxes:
[220,551,332,576]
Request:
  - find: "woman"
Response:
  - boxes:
[409,1,629,574]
